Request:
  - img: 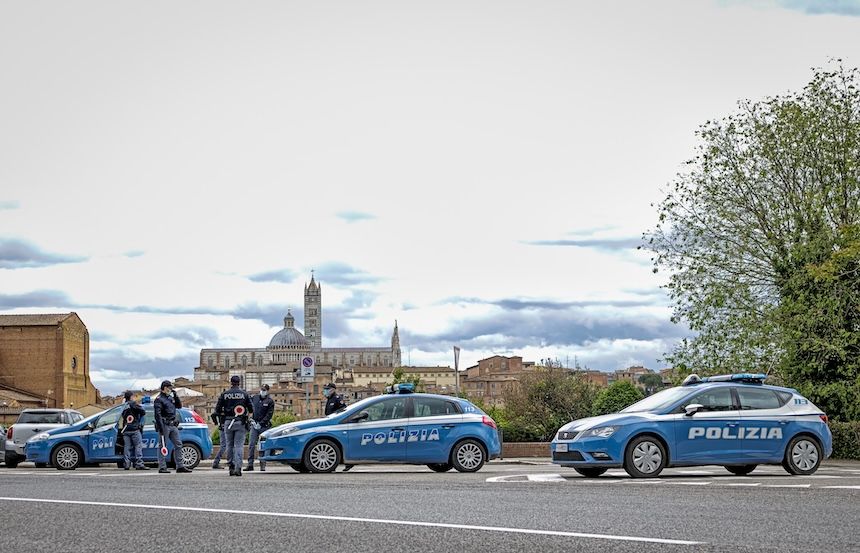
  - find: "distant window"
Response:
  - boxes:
[258,357,264,367]
[241,355,248,367]
[71,356,77,373]
[208,357,214,368]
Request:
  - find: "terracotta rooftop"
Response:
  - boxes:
[0,313,76,327]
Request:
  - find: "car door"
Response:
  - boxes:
[406,397,463,463]
[737,387,792,462]
[344,396,409,462]
[140,405,159,460]
[88,407,121,462]
[673,387,743,464]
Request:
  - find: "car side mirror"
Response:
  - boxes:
[684,404,704,417]
[85,422,95,431]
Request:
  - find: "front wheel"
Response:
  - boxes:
[624,435,666,478]
[783,436,821,475]
[427,463,454,472]
[179,444,202,469]
[289,463,310,473]
[451,440,486,472]
[4,453,21,468]
[725,464,757,476]
[303,439,341,473]
[574,467,608,478]
[52,444,83,470]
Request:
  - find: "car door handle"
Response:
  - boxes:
[441,425,455,429]
[778,420,789,425]
[391,427,405,432]
[725,423,738,427]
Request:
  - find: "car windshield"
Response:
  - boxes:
[620,386,693,413]
[17,412,64,424]
[324,395,381,418]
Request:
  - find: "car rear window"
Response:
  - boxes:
[737,388,783,410]
[17,412,64,424]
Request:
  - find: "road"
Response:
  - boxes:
[1,460,858,552]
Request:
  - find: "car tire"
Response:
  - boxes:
[4,453,20,468]
[289,463,310,473]
[451,440,486,473]
[179,444,202,469]
[725,464,757,476]
[574,467,608,478]
[783,435,822,475]
[52,444,83,470]
[427,463,454,472]
[623,435,667,478]
[303,439,341,473]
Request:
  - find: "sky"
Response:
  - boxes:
[2,0,860,395]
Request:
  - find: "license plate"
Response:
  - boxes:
[556,443,568,453]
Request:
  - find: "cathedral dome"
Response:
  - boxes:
[268,310,308,349]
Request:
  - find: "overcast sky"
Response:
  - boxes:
[2,0,860,395]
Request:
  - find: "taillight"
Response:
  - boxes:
[820,414,829,424]
[482,416,497,429]
[191,411,206,424]
[6,426,12,440]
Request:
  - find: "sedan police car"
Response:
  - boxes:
[25,397,213,470]
[552,373,832,478]
[259,383,501,473]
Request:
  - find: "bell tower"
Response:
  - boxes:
[304,272,322,349]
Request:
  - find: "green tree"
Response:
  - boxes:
[387,367,423,392]
[593,381,644,415]
[644,63,860,420]
[501,368,598,441]
[638,373,664,395]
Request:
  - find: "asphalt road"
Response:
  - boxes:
[1,460,859,552]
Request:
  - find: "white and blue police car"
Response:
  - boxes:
[259,383,501,473]
[25,396,213,470]
[552,373,833,478]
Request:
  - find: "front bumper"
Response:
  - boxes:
[24,440,52,463]
[258,436,304,463]
[551,436,621,467]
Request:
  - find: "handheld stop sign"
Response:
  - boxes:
[126,415,135,424]
[160,436,168,457]
[234,405,246,416]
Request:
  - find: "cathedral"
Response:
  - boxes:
[196,276,402,388]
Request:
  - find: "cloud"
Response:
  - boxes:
[336,211,376,223]
[247,268,298,283]
[443,296,663,310]
[123,250,145,258]
[0,200,20,210]
[777,0,860,16]
[525,237,642,250]
[0,290,72,309]
[313,262,383,286]
[90,352,200,395]
[0,238,87,268]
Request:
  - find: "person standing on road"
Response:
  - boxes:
[154,380,192,474]
[120,391,148,471]
[323,383,353,472]
[246,384,275,472]
[210,411,228,470]
[214,375,253,477]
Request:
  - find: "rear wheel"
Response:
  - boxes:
[451,440,486,472]
[4,453,20,468]
[783,436,821,475]
[574,467,608,478]
[303,439,341,473]
[427,463,454,472]
[624,435,666,478]
[289,463,310,473]
[52,444,83,470]
[725,464,757,476]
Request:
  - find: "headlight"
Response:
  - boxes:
[584,426,618,438]
[269,426,299,439]
[28,433,50,442]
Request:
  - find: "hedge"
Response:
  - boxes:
[831,421,860,460]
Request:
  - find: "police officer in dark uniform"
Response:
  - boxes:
[209,411,228,470]
[323,383,353,471]
[120,391,148,470]
[246,384,275,472]
[154,380,192,474]
[214,375,253,476]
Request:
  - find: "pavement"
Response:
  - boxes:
[1,459,859,552]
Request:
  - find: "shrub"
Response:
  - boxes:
[830,421,860,460]
[593,381,644,416]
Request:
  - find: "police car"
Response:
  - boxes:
[259,383,501,473]
[25,397,213,470]
[552,373,832,478]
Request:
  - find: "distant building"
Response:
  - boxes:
[462,355,536,407]
[609,365,657,389]
[577,369,609,387]
[0,313,100,409]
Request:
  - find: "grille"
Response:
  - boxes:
[552,451,585,462]
[557,431,579,441]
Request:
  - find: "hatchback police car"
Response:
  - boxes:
[552,373,832,478]
[259,383,501,473]
[25,397,213,470]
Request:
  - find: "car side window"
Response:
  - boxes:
[95,408,121,429]
[737,388,782,410]
[690,388,735,412]
[361,398,408,422]
[412,397,460,417]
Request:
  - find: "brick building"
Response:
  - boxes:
[462,355,537,407]
[0,313,100,408]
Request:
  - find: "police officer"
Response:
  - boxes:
[209,411,228,470]
[246,384,275,472]
[214,375,253,476]
[120,391,148,470]
[323,383,353,471]
[154,380,192,474]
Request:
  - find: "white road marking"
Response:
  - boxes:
[762,484,811,488]
[0,497,703,545]
[526,474,566,482]
[724,483,761,487]
[822,486,860,490]
[668,481,712,486]
[485,474,532,483]
[676,470,716,475]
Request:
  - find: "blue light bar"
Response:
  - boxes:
[141,395,152,404]
[702,373,767,383]
[385,383,415,394]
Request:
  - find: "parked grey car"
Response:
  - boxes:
[5,409,84,468]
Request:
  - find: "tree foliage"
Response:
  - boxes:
[593,381,644,415]
[645,62,860,420]
[638,373,664,395]
[387,367,423,392]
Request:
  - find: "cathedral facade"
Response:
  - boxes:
[196,276,401,388]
